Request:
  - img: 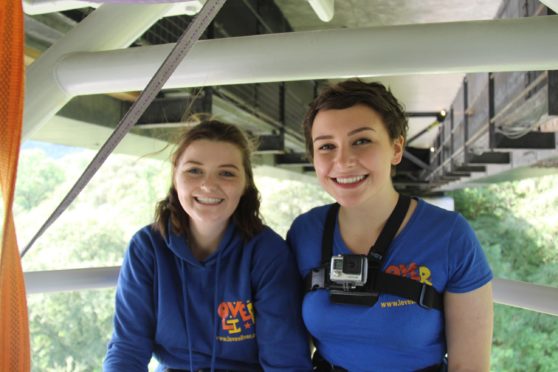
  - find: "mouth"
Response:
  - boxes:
[332,175,368,185]
[194,196,224,205]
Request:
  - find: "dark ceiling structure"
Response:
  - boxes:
[22,0,558,196]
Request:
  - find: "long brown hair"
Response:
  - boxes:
[153,119,264,241]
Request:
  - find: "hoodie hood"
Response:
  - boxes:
[165,220,239,266]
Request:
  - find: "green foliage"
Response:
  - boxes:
[451,174,558,370]
[257,175,333,237]
[28,289,114,372]
[13,143,558,371]
[15,150,65,211]
[15,146,169,371]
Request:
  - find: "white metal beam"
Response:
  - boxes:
[56,15,558,97]
[307,0,335,22]
[22,0,206,17]
[24,268,558,316]
[24,15,558,141]
[24,267,120,294]
[23,3,175,140]
[492,278,558,316]
[539,0,558,14]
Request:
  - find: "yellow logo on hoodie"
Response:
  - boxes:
[217,300,256,341]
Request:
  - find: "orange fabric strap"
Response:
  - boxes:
[0,1,31,371]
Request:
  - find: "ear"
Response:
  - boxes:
[391,136,405,165]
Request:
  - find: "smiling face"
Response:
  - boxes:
[311,104,404,207]
[174,139,247,234]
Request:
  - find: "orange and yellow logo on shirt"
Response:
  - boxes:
[217,300,255,341]
[380,263,434,308]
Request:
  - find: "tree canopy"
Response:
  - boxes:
[13,144,558,371]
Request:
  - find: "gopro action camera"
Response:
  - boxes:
[329,254,368,288]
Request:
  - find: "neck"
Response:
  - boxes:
[337,187,400,254]
[188,220,228,260]
[340,187,399,230]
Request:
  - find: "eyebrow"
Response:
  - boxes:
[313,126,376,143]
[181,160,240,170]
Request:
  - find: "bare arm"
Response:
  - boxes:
[445,282,493,372]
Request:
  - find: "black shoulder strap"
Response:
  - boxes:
[305,194,444,311]
[375,272,444,310]
[321,202,340,266]
[368,194,411,262]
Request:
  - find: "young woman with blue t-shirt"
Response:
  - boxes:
[287,80,493,371]
[104,120,312,372]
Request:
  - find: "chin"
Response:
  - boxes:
[327,192,364,208]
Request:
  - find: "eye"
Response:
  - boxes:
[185,167,202,175]
[219,170,236,178]
[317,143,335,151]
[353,138,372,146]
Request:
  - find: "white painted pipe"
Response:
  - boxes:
[540,0,558,14]
[24,268,558,317]
[492,278,558,317]
[25,15,558,141]
[307,0,335,22]
[23,0,99,15]
[56,15,558,95]
[24,267,120,294]
[22,0,205,16]
[23,3,176,140]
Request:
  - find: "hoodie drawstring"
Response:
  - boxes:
[210,248,223,372]
[179,249,223,372]
[179,261,195,372]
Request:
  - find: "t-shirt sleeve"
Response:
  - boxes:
[446,214,493,293]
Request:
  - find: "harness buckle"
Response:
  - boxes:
[418,283,433,309]
[310,268,326,290]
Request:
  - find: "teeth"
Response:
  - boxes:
[196,197,223,204]
[336,175,365,184]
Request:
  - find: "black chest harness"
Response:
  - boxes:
[304,195,443,310]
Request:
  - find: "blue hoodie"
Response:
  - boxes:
[103,222,312,372]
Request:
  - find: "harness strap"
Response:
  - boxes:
[369,194,410,261]
[321,202,340,267]
[305,194,443,311]
[375,272,443,310]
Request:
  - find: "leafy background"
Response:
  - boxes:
[10,143,558,371]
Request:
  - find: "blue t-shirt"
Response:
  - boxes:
[287,198,492,371]
[104,222,312,372]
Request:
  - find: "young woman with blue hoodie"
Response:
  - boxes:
[104,120,312,372]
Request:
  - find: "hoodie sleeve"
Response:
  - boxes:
[250,228,313,372]
[103,230,156,372]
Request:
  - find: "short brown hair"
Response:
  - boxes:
[153,119,263,241]
[302,79,408,160]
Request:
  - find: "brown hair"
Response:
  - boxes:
[302,79,408,161]
[153,119,263,241]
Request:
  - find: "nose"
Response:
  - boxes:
[335,145,356,167]
[200,174,217,191]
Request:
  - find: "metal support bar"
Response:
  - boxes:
[25,267,120,294]
[494,132,556,149]
[406,119,440,146]
[403,150,430,170]
[257,134,284,153]
[406,111,442,118]
[549,70,558,115]
[455,165,486,173]
[493,277,558,316]
[463,78,469,163]
[279,82,286,140]
[275,152,311,166]
[488,72,496,148]
[469,152,511,164]
[135,96,199,126]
